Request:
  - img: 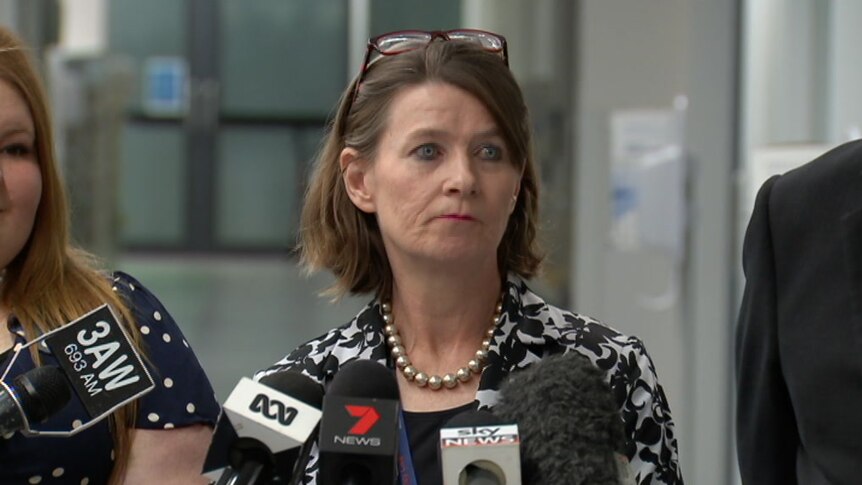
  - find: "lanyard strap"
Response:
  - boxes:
[397,411,419,485]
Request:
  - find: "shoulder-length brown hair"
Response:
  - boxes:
[300,39,542,299]
[0,27,141,483]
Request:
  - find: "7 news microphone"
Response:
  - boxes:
[438,409,521,485]
[494,352,635,485]
[317,360,401,485]
[203,370,324,484]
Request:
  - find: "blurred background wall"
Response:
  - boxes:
[3,1,862,483]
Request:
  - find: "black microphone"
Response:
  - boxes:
[439,409,521,485]
[1,304,156,437]
[0,365,72,435]
[318,360,401,485]
[202,370,324,484]
[494,352,633,485]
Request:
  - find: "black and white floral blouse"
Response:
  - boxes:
[262,273,683,484]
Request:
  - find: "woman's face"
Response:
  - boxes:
[342,82,522,272]
[0,79,42,270]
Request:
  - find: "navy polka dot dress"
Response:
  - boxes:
[0,272,220,484]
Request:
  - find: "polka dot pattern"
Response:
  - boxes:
[0,271,220,483]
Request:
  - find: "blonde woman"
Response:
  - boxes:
[0,27,218,484]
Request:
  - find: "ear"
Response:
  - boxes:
[509,178,522,214]
[340,147,376,213]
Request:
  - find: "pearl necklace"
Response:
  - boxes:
[382,298,502,390]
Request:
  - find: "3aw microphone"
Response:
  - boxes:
[202,370,324,484]
[0,304,155,437]
[0,366,71,435]
[318,360,400,485]
[439,409,521,485]
[494,352,635,485]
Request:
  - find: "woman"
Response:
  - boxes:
[264,30,682,484]
[0,27,218,483]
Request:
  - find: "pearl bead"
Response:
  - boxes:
[403,366,417,380]
[383,313,393,324]
[481,339,491,349]
[381,303,391,313]
[496,302,503,313]
[396,355,410,368]
[384,324,397,336]
[387,335,401,346]
[428,375,443,390]
[442,374,458,388]
[486,328,496,337]
[391,345,405,358]
[457,367,472,382]
[414,372,429,387]
[468,359,482,373]
[476,349,488,361]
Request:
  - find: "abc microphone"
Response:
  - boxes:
[318,360,401,485]
[202,370,324,484]
[439,409,521,485]
[494,352,634,485]
[0,366,72,435]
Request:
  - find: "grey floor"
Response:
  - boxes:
[117,254,367,400]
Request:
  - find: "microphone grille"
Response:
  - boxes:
[259,371,324,409]
[327,360,398,399]
[13,366,72,423]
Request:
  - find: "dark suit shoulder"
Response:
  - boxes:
[773,140,862,202]
[768,140,862,228]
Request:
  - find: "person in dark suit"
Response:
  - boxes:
[736,139,862,484]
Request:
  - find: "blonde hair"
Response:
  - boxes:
[300,40,542,298]
[0,27,141,483]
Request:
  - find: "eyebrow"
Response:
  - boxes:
[403,127,503,141]
[0,126,35,139]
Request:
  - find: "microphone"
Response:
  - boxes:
[0,365,72,435]
[494,352,634,485]
[318,360,401,485]
[0,304,155,436]
[202,370,324,484]
[439,409,521,485]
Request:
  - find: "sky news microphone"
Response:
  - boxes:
[439,409,521,485]
[318,360,400,485]
[202,370,324,484]
[0,366,72,435]
[494,352,635,485]
[0,304,154,437]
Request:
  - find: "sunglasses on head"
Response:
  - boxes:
[344,29,509,120]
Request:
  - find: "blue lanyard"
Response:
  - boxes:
[397,411,419,485]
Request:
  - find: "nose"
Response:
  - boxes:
[442,152,478,196]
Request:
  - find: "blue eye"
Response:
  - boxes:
[477,144,502,161]
[413,144,440,160]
